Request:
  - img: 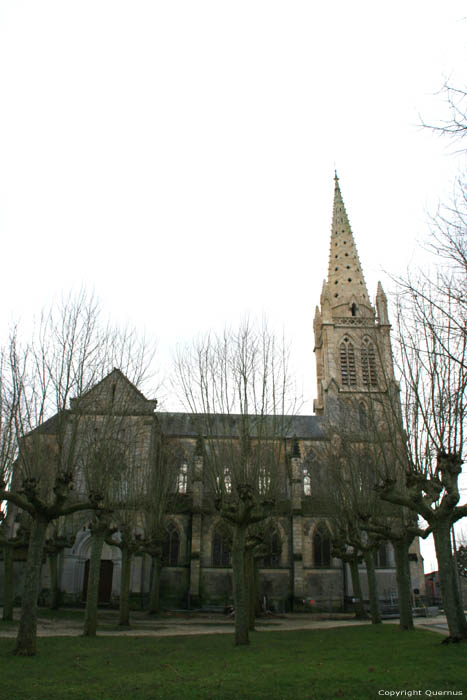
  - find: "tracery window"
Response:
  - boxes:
[303,450,316,496]
[340,337,356,387]
[177,462,188,494]
[258,466,271,495]
[263,530,281,568]
[212,529,232,566]
[361,338,378,387]
[163,523,180,566]
[216,467,232,494]
[373,542,389,568]
[313,525,332,567]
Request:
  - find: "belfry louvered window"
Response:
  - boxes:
[340,337,356,387]
[361,338,378,387]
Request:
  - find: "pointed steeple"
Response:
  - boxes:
[327,173,370,310]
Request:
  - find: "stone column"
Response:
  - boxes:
[290,439,304,601]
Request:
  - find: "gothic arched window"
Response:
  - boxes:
[163,523,180,566]
[303,449,316,496]
[258,466,271,495]
[177,462,189,494]
[340,337,356,387]
[212,529,232,567]
[263,530,281,568]
[373,542,389,568]
[361,338,378,387]
[216,467,232,494]
[313,525,332,567]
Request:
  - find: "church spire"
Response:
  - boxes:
[327,173,370,310]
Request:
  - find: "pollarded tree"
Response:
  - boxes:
[456,544,467,579]
[359,510,425,631]
[0,338,24,621]
[44,513,84,610]
[321,429,385,625]
[0,510,30,621]
[345,396,428,632]
[77,371,157,636]
[244,519,280,629]
[330,540,367,620]
[140,430,183,616]
[0,292,154,655]
[105,439,149,628]
[377,215,467,641]
[174,321,296,645]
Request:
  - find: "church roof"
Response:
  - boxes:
[157,412,326,440]
[327,173,370,308]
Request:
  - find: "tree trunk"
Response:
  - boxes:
[232,525,249,645]
[393,539,414,631]
[245,549,255,631]
[254,558,262,617]
[349,556,367,619]
[83,532,105,637]
[2,546,14,621]
[433,522,467,640]
[48,551,61,610]
[119,545,132,626]
[14,518,48,656]
[363,550,382,624]
[148,555,162,614]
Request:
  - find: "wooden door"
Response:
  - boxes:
[82,559,114,603]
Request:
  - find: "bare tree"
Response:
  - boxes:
[78,371,157,636]
[244,519,279,630]
[105,441,148,628]
[0,292,154,655]
[456,544,467,579]
[0,510,30,621]
[360,510,424,631]
[422,82,467,142]
[174,321,295,645]
[79,431,126,637]
[320,426,385,625]
[44,513,84,610]
[330,541,367,620]
[140,429,182,615]
[377,214,467,641]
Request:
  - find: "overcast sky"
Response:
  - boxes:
[1,1,466,570]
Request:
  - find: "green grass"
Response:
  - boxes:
[1,626,466,699]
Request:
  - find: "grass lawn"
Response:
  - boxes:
[1,625,466,700]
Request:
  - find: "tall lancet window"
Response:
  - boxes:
[340,337,356,387]
[361,338,378,387]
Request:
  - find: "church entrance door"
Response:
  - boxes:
[82,559,114,603]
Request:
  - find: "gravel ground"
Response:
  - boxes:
[0,609,448,638]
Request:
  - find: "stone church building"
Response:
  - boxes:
[7,176,425,611]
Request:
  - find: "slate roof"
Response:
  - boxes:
[28,410,326,441]
[157,412,326,440]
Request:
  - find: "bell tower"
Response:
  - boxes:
[313,174,395,417]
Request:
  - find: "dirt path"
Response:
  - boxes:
[0,609,448,638]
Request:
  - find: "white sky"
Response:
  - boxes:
[1,1,466,573]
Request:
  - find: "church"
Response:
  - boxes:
[11,176,426,611]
